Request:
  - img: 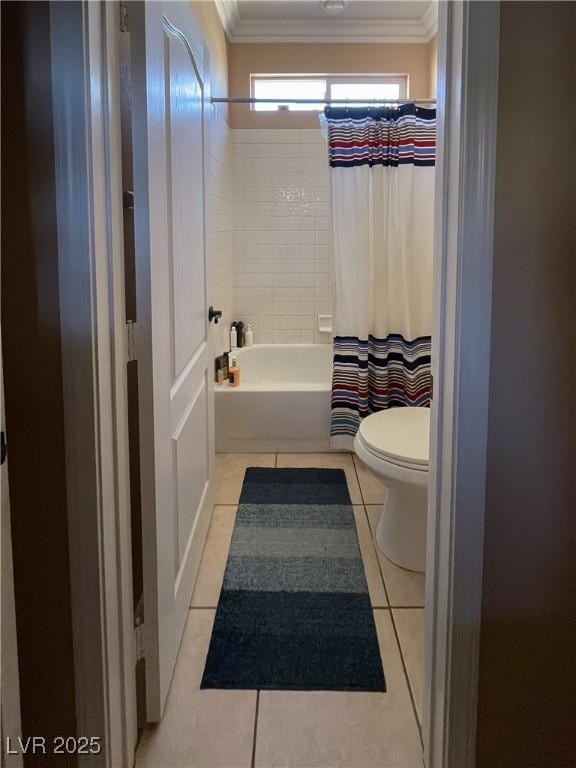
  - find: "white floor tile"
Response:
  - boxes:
[254,611,422,768]
[135,610,257,768]
[366,506,426,607]
[354,506,388,607]
[191,506,237,608]
[353,454,389,505]
[393,609,425,725]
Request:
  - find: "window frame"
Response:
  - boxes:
[250,74,409,112]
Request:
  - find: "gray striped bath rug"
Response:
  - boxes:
[201,467,385,691]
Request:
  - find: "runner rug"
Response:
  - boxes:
[201,467,385,691]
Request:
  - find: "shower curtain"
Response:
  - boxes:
[326,105,436,448]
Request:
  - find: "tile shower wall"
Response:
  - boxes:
[231,128,333,344]
[207,107,235,354]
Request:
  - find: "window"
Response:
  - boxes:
[251,75,407,112]
[252,78,327,112]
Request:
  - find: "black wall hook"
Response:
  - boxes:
[208,306,223,324]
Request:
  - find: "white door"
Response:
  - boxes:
[131,1,214,720]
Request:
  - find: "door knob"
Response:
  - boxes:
[208,306,223,324]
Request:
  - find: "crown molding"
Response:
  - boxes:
[421,1,438,40]
[217,1,438,45]
[214,0,240,40]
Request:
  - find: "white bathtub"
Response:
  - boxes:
[215,344,333,452]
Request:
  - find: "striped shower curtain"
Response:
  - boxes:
[326,105,436,448]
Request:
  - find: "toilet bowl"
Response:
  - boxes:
[354,407,430,572]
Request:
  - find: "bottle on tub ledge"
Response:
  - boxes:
[230,319,251,351]
[228,354,240,387]
[214,353,229,385]
[236,320,245,348]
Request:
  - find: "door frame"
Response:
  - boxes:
[1,319,23,768]
[425,2,500,767]
[49,1,136,765]
[62,0,501,766]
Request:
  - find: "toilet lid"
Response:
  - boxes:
[358,407,430,468]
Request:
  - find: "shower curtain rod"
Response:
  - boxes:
[210,97,436,105]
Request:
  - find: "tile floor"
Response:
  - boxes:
[137,452,425,768]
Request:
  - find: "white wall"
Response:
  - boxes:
[207,104,234,354]
[231,128,333,344]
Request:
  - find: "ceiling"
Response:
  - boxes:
[237,2,430,22]
[216,0,438,43]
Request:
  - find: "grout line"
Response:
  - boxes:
[189,501,219,604]
[361,504,425,608]
[351,455,390,611]
[389,606,424,745]
[350,454,367,504]
[250,690,260,768]
[370,501,423,744]
[274,452,278,468]
[351,461,383,612]
[364,506,392,609]
[190,605,217,610]
[351,456,424,748]
[351,456,389,599]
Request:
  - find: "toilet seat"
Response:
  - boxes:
[357,407,430,472]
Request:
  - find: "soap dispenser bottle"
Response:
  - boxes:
[245,323,254,346]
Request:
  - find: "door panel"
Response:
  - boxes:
[174,380,208,568]
[165,27,206,377]
[131,1,214,720]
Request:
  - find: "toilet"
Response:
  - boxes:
[354,407,430,572]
